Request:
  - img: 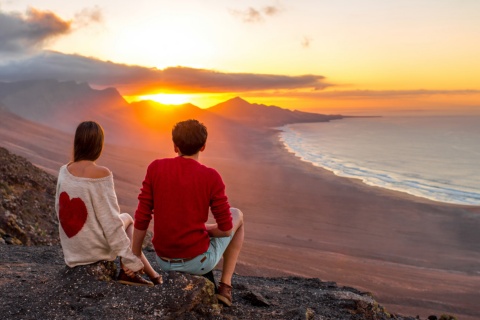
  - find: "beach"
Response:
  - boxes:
[206,129,480,319]
[1,113,479,319]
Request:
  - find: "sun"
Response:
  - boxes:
[139,93,191,105]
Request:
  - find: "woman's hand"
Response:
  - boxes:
[122,265,144,277]
[120,257,145,276]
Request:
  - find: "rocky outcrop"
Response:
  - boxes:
[0,245,419,320]
[0,147,59,245]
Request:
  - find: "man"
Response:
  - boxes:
[132,119,244,306]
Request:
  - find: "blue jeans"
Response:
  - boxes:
[155,232,234,275]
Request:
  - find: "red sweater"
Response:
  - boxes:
[134,157,232,258]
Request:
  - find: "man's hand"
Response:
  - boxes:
[205,223,232,238]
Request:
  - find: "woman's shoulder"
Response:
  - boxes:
[85,165,111,179]
[63,162,112,181]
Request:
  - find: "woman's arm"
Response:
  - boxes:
[92,177,144,272]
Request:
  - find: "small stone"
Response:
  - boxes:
[243,290,271,307]
[4,236,13,244]
[12,237,23,245]
[305,308,315,320]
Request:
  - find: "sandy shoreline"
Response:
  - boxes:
[1,113,479,319]
[206,128,480,319]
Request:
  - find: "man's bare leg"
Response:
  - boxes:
[220,208,244,286]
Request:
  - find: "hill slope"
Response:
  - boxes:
[0,147,59,246]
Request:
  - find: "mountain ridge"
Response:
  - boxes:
[0,79,343,130]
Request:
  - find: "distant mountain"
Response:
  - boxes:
[0,80,154,147]
[207,97,343,127]
[0,79,129,134]
[0,80,345,151]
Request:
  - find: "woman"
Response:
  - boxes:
[55,121,161,286]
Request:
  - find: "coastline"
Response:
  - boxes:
[277,120,480,207]
[211,127,480,320]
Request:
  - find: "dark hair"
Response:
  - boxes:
[172,119,208,156]
[73,121,104,162]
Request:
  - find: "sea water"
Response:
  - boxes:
[279,116,480,206]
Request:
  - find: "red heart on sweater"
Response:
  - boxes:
[59,191,88,238]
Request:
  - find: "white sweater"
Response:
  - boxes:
[55,164,144,271]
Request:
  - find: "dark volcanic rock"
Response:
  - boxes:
[0,147,59,245]
[0,245,420,320]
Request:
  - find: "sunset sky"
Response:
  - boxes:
[0,0,479,115]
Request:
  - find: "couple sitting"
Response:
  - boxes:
[55,119,244,306]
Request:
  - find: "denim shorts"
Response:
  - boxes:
[155,232,234,275]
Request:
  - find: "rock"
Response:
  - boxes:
[439,315,457,320]
[62,260,118,282]
[305,308,315,320]
[159,271,219,317]
[283,307,315,320]
[242,290,271,306]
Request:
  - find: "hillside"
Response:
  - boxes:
[0,80,128,133]
[0,147,59,246]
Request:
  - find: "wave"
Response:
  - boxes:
[279,126,480,206]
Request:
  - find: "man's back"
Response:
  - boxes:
[134,156,231,258]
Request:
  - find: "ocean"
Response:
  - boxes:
[279,116,480,206]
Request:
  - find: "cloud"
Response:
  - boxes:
[247,89,480,100]
[312,89,480,98]
[73,6,103,28]
[231,5,281,23]
[0,7,71,54]
[301,36,312,48]
[263,6,280,16]
[0,51,331,95]
[0,6,103,55]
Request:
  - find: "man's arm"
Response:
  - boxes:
[132,228,147,257]
[132,162,155,256]
[209,170,233,233]
[206,223,232,238]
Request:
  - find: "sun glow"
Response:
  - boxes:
[137,94,191,105]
